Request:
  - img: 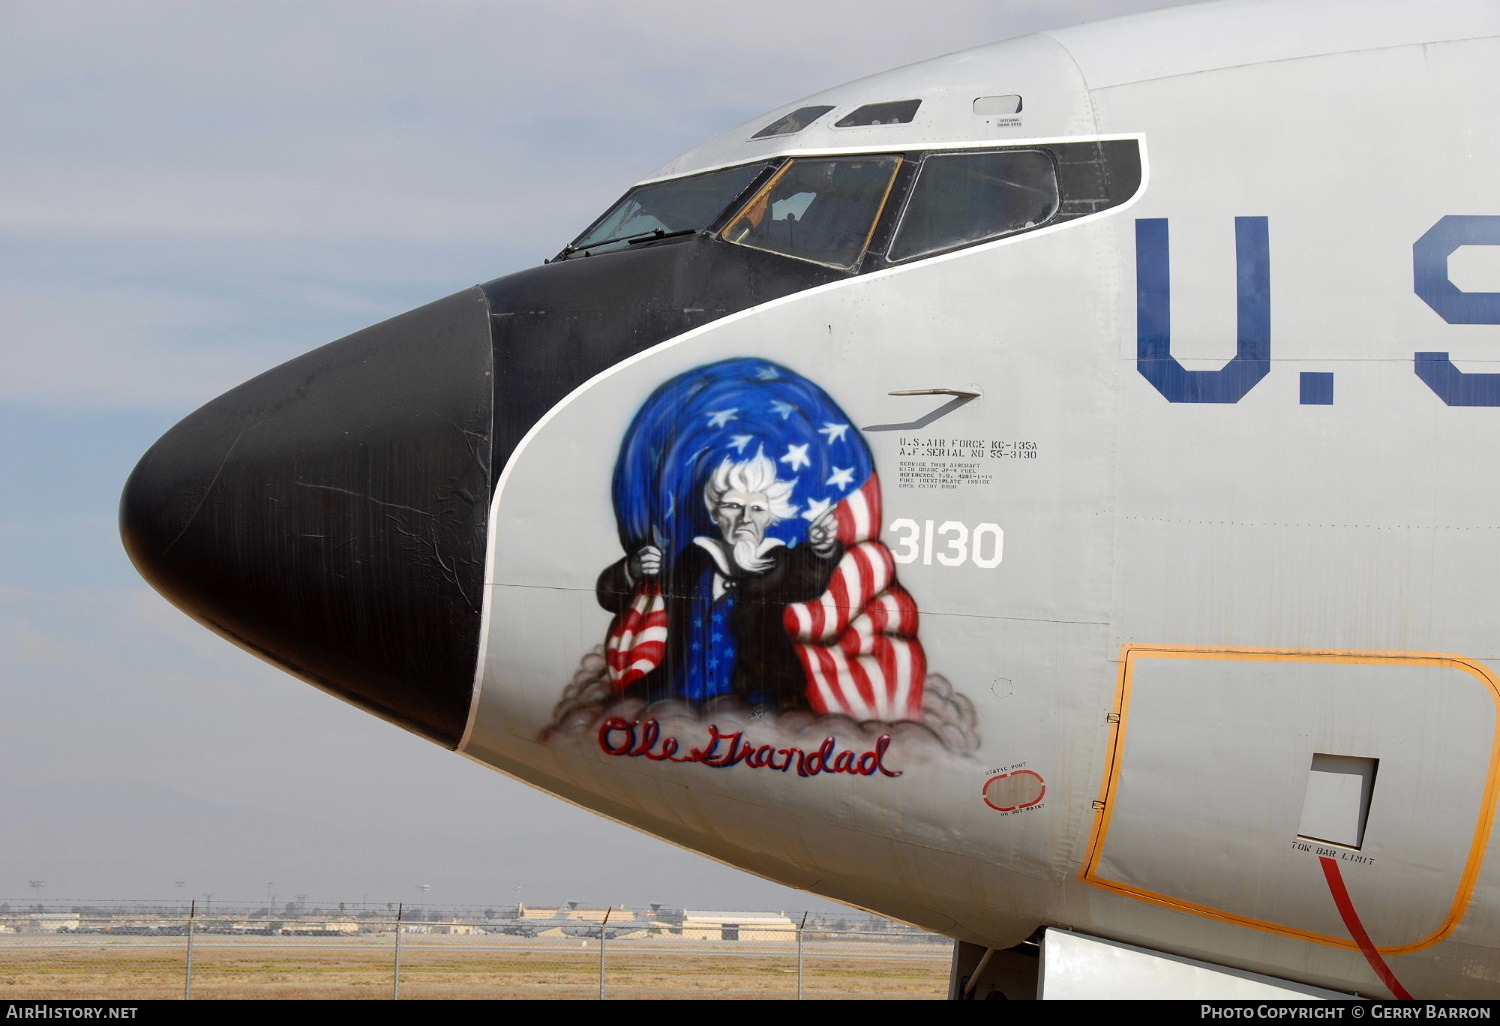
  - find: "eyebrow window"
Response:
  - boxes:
[887,149,1059,262]
[751,105,835,140]
[721,155,902,271]
[834,100,921,127]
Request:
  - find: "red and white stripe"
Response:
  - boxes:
[783,541,895,644]
[836,585,920,654]
[604,473,927,718]
[798,634,926,722]
[605,580,668,690]
[786,480,927,722]
[833,474,883,545]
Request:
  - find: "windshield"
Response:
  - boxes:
[563,163,769,257]
[888,149,1059,262]
[721,155,902,271]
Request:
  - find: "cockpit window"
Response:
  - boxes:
[720,155,902,271]
[563,163,768,257]
[887,149,1059,262]
[834,100,921,127]
[751,105,835,140]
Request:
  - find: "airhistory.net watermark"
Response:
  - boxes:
[4,1007,137,1019]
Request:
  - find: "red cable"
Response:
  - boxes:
[1319,855,1412,1000]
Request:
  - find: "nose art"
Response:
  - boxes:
[120,288,494,746]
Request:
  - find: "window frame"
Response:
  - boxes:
[559,161,777,260]
[750,105,836,140]
[883,147,1062,265]
[555,138,1141,271]
[832,99,922,128]
[717,154,905,273]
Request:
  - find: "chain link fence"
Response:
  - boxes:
[0,902,951,1000]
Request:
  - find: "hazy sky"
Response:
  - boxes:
[0,0,1198,910]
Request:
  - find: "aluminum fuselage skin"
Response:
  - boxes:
[122,0,1500,999]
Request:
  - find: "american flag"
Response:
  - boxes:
[784,476,926,721]
[604,359,927,719]
[605,579,667,690]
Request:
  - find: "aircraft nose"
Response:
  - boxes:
[120,288,494,747]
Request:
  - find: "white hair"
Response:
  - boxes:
[703,452,797,521]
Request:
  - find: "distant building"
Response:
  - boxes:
[677,912,796,942]
[25,913,82,933]
[541,902,632,924]
[228,921,276,935]
[281,920,359,936]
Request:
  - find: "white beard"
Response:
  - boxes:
[695,534,786,588]
[732,535,773,574]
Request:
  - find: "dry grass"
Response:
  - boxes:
[0,936,949,1000]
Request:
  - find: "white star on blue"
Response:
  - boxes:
[614,359,875,600]
[801,496,832,522]
[826,466,855,490]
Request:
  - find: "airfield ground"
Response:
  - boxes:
[0,933,950,1000]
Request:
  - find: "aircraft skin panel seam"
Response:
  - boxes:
[1044,29,1500,94]
[1081,645,1500,955]
[633,133,1145,190]
[458,135,1152,753]
[470,580,1112,624]
[1081,644,1136,910]
[1037,31,1104,139]
[1111,516,1500,528]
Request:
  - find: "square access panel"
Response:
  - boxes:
[1082,646,1500,953]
